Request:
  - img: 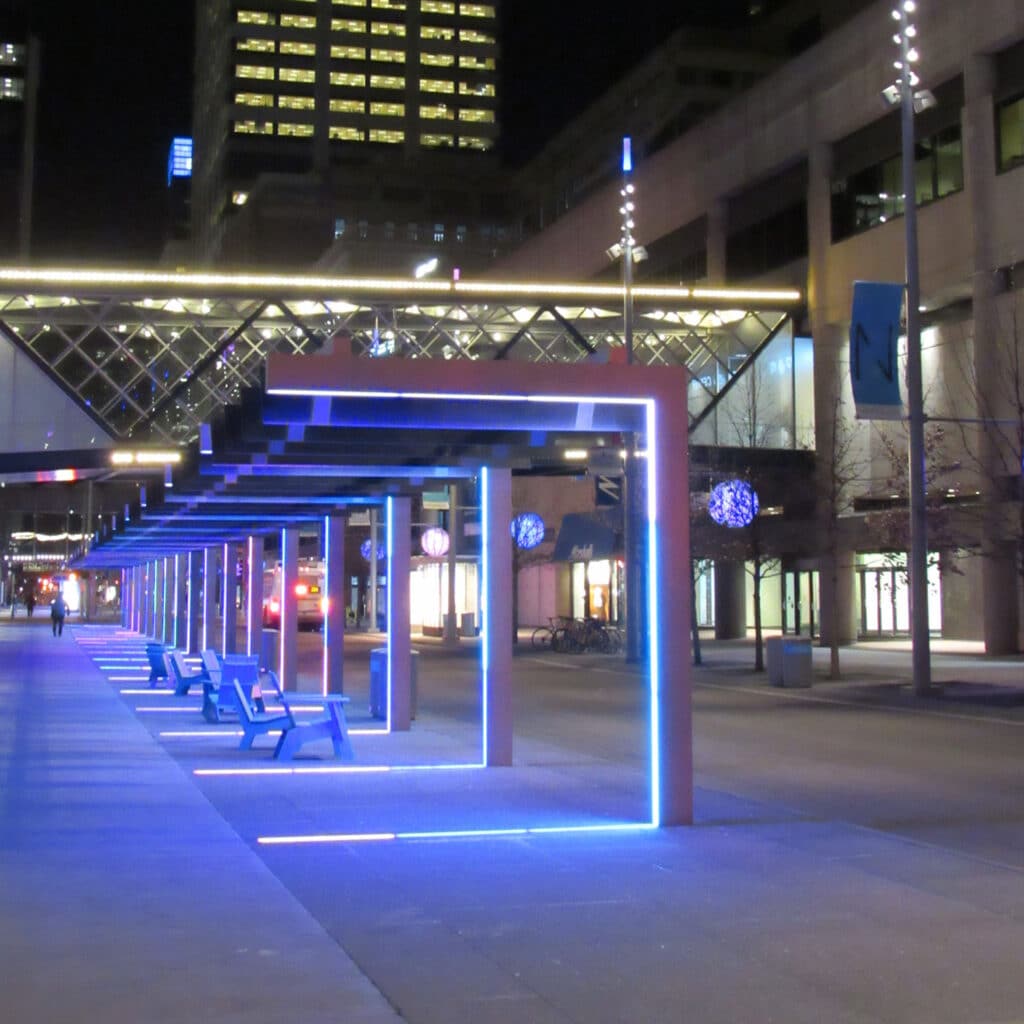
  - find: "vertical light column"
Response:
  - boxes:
[202,547,218,654]
[133,565,143,633]
[387,497,412,731]
[246,535,264,658]
[443,483,460,647]
[143,562,154,638]
[279,527,299,691]
[222,543,238,655]
[323,515,346,695]
[120,569,129,629]
[186,550,202,654]
[369,508,379,630]
[161,557,172,643]
[481,467,512,766]
[650,397,693,826]
[172,554,186,649]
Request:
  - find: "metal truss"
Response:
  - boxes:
[0,285,793,445]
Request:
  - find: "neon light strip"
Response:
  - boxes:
[481,466,489,765]
[108,676,150,682]
[135,707,201,713]
[322,515,329,697]
[644,399,661,827]
[186,553,193,653]
[122,688,174,695]
[257,822,656,846]
[222,542,230,655]
[268,387,650,408]
[385,498,393,733]
[196,763,483,778]
[160,727,388,739]
[247,537,255,658]
[202,548,210,652]
[279,527,287,686]
[173,554,180,649]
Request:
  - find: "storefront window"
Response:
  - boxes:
[997,93,1024,172]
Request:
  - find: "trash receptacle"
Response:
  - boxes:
[260,628,279,672]
[369,647,418,719]
[766,636,785,686]
[782,638,812,687]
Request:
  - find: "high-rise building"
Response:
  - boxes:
[0,0,38,259]
[192,0,506,272]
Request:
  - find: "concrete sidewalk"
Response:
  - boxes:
[4,619,1024,1023]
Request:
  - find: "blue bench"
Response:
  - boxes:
[232,675,354,762]
[167,651,208,696]
[201,653,260,723]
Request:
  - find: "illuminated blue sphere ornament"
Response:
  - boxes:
[360,539,386,561]
[420,526,450,557]
[708,480,760,528]
[511,512,545,550]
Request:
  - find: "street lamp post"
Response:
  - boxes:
[893,0,932,694]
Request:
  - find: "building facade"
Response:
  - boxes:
[498,0,1024,653]
[192,0,508,272]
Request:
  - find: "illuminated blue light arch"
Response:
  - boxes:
[360,538,386,561]
[708,480,760,528]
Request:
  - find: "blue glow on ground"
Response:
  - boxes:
[257,822,656,845]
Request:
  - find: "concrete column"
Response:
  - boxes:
[121,570,129,628]
[705,198,728,282]
[818,557,857,646]
[482,469,513,765]
[142,562,154,638]
[221,543,238,655]
[187,550,202,654]
[163,556,175,643]
[279,528,299,691]
[655,385,693,826]
[388,497,413,731]
[324,515,346,694]
[964,54,1020,654]
[245,535,264,658]
[713,560,747,640]
[133,566,142,633]
[369,508,379,630]
[443,483,460,647]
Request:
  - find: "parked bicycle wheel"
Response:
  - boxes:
[531,626,553,650]
[552,627,582,654]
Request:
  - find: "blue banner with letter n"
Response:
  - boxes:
[849,281,904,420]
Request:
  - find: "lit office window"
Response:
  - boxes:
[0,43,24,65]
[384,221,396,239]
[421,1,455,12]
[280,95,316,109]
[460,29,494,44]
[407,222,419,240]
[459,81,494,97]
[456,224,467,243]
[333,18,367,31]
[330,126,365,140]
[370,74,405,88]
[331,71,367,86]
[372,22,406,36]
[421,26,455,40]
[330,98,365,112]
[421,78,455,94]
[422,53,455,67]
[421,133,454,147]
[238,10,275,24]
[334,0,367,6]
[458,54,494,70]
[280,41,316,56]
[237,38,276,53]
[369,128,405,143]
[280,14,317,27]
[372,0,406,9]
[334,217,347,238]
[1,76,23,100]
[332,45,367,59]
[234,120,275,134]
[371,101,405,116]
[236,65,275,80]
[459,108,494,122]
[279,122,315,136]
[279,67,316,82]
[433,223,445,242]
[420,104,453,119]
[458,135,491,150]
[235,92,274,107]
[460,3,495,16]
[371,48,405,63]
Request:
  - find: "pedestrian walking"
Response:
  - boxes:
[51,594,68,637]
[25,590,36,618]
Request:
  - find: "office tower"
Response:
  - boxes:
[192,0,506,272]
[0,0,38,259]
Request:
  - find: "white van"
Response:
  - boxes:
[262,558,327,629]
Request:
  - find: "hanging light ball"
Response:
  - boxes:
[420,526,450,557]
[360,538,386,562]
[511,512,545,550]
[708,480,760,528]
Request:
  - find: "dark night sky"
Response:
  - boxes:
[26,1,745,262]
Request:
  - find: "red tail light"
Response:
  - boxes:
[294,583,309,597]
